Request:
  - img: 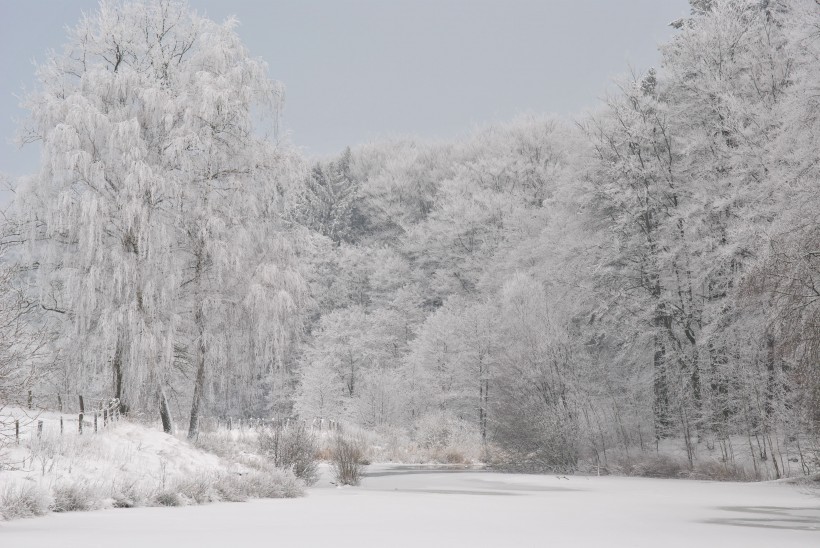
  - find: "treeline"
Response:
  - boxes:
[292,0,820,474]
[2,0,819,475]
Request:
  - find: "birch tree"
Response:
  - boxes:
[15,0,304,435]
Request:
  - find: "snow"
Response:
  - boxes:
[1,464,817,547]
[0,413,239,510]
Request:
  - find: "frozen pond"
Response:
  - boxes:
[1,464,818,547]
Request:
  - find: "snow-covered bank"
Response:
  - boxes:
[1,465,817,547]
[0,416,302,520]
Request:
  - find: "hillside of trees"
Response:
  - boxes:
[2,0,820,476]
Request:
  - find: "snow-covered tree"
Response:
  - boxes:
[292,148,361,245]
[15,0,304,435]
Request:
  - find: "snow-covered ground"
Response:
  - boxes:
[1,464,817,547]
[1,413,223,491]
[0,413,301,517]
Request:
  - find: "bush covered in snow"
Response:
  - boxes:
[0,482,51,520]
[258,424,319,486]
[52,481,107,512]
[413,411,483,464]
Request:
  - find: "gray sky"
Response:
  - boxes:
[0,0,689,176]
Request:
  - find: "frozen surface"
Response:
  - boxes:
[1,464,818,548]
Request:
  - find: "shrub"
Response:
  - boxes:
[415,412,473,451]
[242,462,304,498]
[175,474,219,504]
[245,468,303,498]
[443,450,469,464]
[154,491,183,507]
[615,454,688,478]
[331,434,366,486]
[258,424,319,486]
[213,473,249,502]
[51,481,105,513]
[0,482,51,519]
[489,410,579,472]
[691,460,753,482]
[315,445,333,461]
[370,425,413,463]
[212,466,302,501]
[194,433,236,460]
[414,411,482,464]
[111,480,153,508]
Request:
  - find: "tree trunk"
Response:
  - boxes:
[479,379,486,442]
[187,244,207,440]
[478,349,489,443]
[112,336,128,415]
[159,386,173,434]
[187,300,206,440]
[764,330,777,419]
[653,332,672,442]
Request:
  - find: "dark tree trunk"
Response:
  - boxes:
[187,244,206,440]
[112,336,128,415]
[188,297,206,440]
[159,386,173,434]
[653,332,672,442]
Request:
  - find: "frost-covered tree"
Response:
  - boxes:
[490,273,582,469]
[742,0,820,445]
[0,258,54,408]
[295,304,413,427]
[15,0,304,436]
[405,297,498,439]
[292,148,361,245]
[570,0,817,473]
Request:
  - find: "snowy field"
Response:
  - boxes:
[1,464,817,548]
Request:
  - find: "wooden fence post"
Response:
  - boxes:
[103,409,108,427]
[79,413,83,435]
[28,390,33,409]
[94,412,98,433]
[37,420,43,438]
[15,420,19,444]
[57,394,63,413]
[60,416,64,435]
[79,395,85,414]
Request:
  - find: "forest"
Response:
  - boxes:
[2,0,820,479]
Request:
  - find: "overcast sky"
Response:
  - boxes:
[0,0,689,176]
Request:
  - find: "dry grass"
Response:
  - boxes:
[51,481,106,512]
[0,482,51,520]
